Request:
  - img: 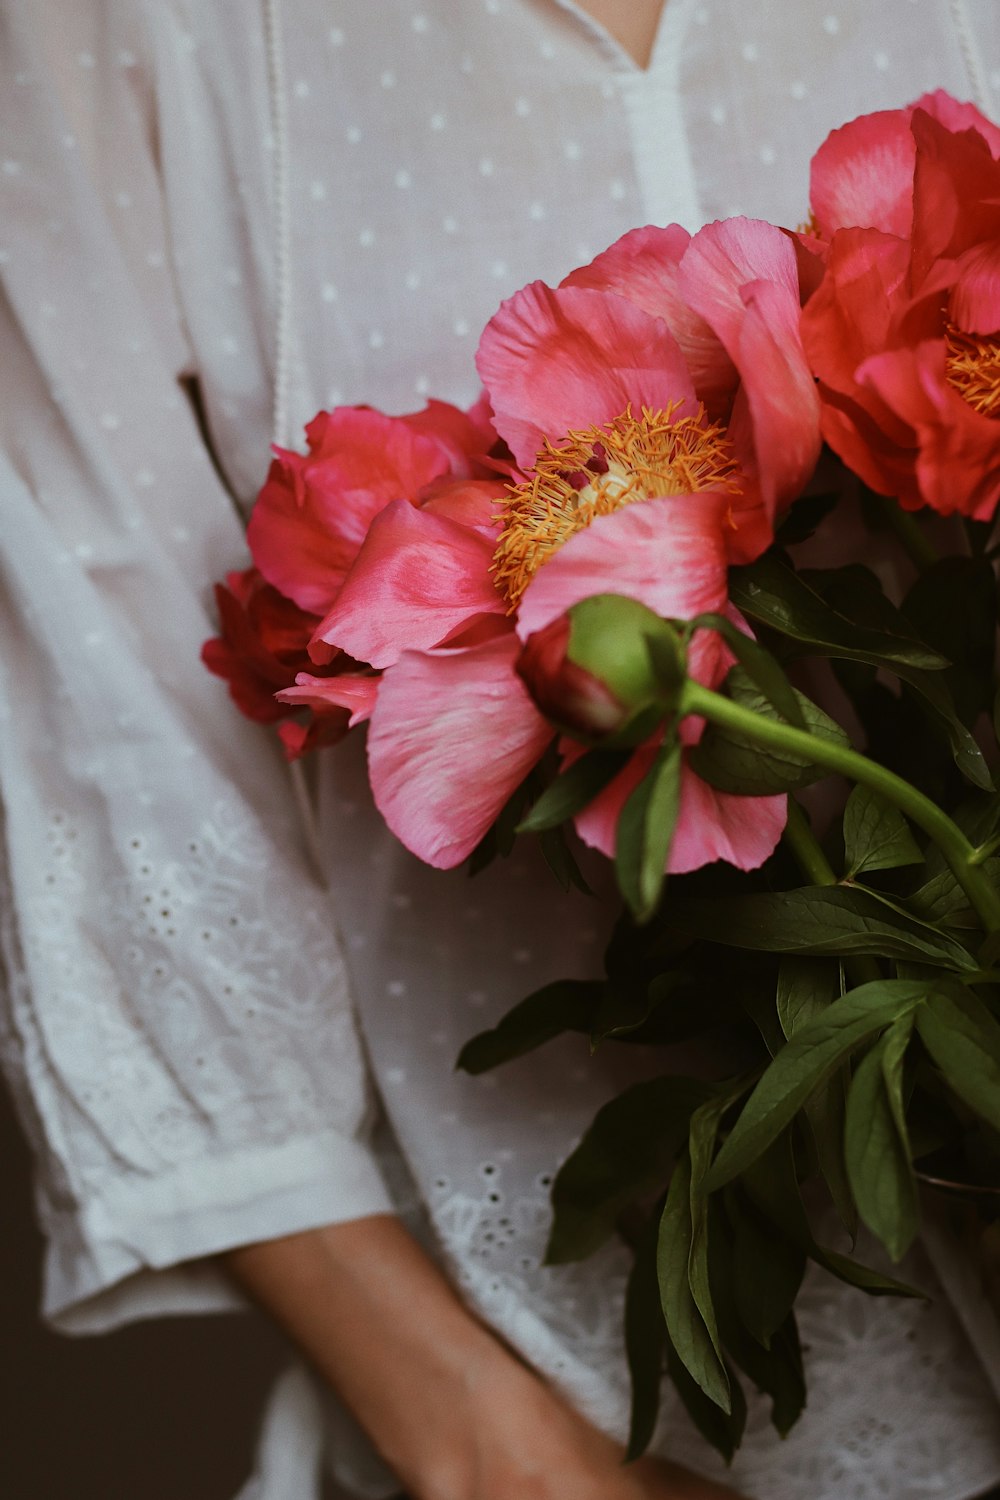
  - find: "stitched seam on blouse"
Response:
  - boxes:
[263,0,293,453]
[949,0,993,115]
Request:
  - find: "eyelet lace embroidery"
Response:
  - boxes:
[0,788,367,1215]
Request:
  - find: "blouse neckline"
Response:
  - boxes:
[545,0,673,77]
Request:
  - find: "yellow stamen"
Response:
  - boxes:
[492,404,740,609]
[945,324,1000,419]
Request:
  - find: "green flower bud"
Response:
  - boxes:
[516,594,686,744]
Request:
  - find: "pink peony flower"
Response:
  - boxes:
[316,221,809,872]
[802,97,1000,518]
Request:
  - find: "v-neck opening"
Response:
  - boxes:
[547,0,671,76]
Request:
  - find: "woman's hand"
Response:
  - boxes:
[224,1216,750,1500]
[428,1342,749,1500]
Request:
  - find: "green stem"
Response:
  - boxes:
[878,497,939,574]
[782,798,838,886]
[681,680,1000,935]
[782,800,884,985]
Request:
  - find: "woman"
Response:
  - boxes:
[1,2,999,1496]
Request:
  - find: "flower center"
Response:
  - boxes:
[492,404,740,609]
[945,325,1000,419]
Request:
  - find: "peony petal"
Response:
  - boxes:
[802,228,912,398]
[419,478,507,533]
[312,499,506,669]
[399,398,495,474]
[679,220,821,527]
[368,635,553,868]
[810,108,917,239]
[949,238,1000,335]
[571,744,785,875]
[516,494,734,690]
[729,278,822,525]
[909,109,1000,287]
[680,218,801,354]
[249,408,453,613]
[801,227,921,497]
[476,281,697,471]
[912,89,1000,160]
[277,671,379,726]
[858,341,1000,519]
[670,766,787,874]
[561,225,736,416]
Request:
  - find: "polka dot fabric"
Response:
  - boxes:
[1,3,1000,1498]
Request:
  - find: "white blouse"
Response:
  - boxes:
[2,2,1000,1497]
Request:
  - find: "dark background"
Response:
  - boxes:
[0,1078,288,1500]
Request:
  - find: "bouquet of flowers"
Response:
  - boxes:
[205,91,1000,1459]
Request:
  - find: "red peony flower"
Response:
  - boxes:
[802,96,1000,519]
[202,567,326,724]
[807,89,1000,245]
[201,566,375,761]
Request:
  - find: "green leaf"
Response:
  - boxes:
[455,980,602,1074]
[687,1099,730,1377]
[518,750,629,833]
[709,1210,806,1437]
[538,824,593,895]
[802,562,933,642]
[664,1332,747,1464]
[775,489,839,546]
[741,984,787,1059]
[776,959,856,1233]
[589,970,718,1048]
[546,1077,713,1263]
[728,1191,806,1350]
[615,969,743,1048]
[741,1136,925,1300]
[916,984,1000,1132]
[734,556,992,789]
[658,1152,731,1413]
[730,555,949,671]
[902,556,997,726]
[468,772,535,872]
[589,978,663,1047]
[843,785,923,877]
[732,1312,805,1439]
[845,1018,919,1261]
[670,886,978,971]
[812,1245,925,1297]
[624,1209,667,1461]
[688,668,849,797]
[688,614,806,729]
[706,981,927,1190]
[616,738,683,923]
[892,659,995,792]
[907,858,1000,927]
[776,957,839,1039]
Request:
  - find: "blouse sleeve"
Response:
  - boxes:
[0,3,392,1334]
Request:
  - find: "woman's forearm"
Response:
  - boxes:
[221,1216,750,1500]
[222,1214,511,1497]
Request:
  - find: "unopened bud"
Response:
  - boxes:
[516,594,685,743]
